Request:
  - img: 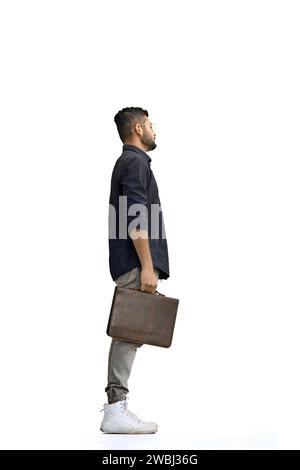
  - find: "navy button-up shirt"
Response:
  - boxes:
[108,144,170,281]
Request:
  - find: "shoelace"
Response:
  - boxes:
[120,397,142,423]
[100,397,142,423]
[100,396,128,413]
[122,409,142,423]
[121,407,142,423]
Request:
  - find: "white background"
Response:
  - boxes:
[0,0,299,449]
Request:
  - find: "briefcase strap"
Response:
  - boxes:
[127,287,166,297]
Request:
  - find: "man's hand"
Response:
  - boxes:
[140,266,158,293]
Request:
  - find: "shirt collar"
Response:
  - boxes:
[122,144,152,164]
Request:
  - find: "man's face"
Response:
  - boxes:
[140,117,157,151]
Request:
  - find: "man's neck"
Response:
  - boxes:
[123,141,148,153]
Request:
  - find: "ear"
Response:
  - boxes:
[134,122,143,136]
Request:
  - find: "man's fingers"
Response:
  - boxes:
[141,283,157,293]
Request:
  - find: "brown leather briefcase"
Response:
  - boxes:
[106,287,179,348]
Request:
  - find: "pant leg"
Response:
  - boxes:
[105,266,159,404]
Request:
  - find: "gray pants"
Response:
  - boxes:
[105,266,160,404]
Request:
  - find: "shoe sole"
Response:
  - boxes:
[100,427,158,434]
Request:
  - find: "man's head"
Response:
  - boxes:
[114,107,157,152]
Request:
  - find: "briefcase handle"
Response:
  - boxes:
[127,287,166,296]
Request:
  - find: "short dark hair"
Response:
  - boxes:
[114,107,148,142]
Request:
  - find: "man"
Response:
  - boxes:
[100,107,170,434]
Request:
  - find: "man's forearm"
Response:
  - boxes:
[129,228,153,269]
[129,228,158,293]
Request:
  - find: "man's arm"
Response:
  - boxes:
[121,158,158,293]
[130,228,158,293]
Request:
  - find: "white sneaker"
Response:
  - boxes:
[100,396,158,434]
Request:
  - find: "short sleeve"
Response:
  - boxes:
[121,157,150,207]
[120,157,150,232]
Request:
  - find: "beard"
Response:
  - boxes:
[141,131,157,151]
